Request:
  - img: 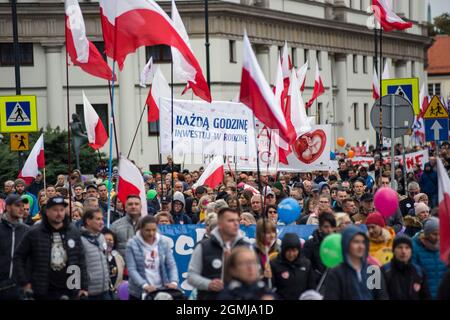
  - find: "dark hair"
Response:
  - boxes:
[319,212,336,228]
[98,183,107,189]
[353,178,365,185]
[74,183,84,189]
[46,184,56,190]
[341,198,355,208]
[265,204,278,216]
[138,215,157,230]
[126,194,141,202]
[102,228,118,250]
[217,207,239,219]
[256,218,277,249]
[82,208,103,225]
[55,187,68,198]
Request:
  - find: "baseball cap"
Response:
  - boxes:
[46,196,68,209]
[86,184,98,191]
[312,184,320,192]
[5,194,28,206]
[161,196,172,204]
[292,182,303,189]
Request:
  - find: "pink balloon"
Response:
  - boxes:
[374,187,399,218]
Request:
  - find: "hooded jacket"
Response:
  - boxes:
[412,232,447,298]
[171,192,192,225]
[270,233,316,300]
[324,225,389,300]
[0,214,29,287]
[110,214,138,258]
[187,227,249,300]
[303,229,326,280]
[13,210,88,297]
[382,257,431,300]
[80,228,110,295]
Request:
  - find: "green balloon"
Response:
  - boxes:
[147,189,157,200]
[144,171,152,175]
[319,233,343,268]
[104,180,113,191]
[21,194,33,209]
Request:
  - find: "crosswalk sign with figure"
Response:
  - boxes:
[382,78,420,115]
[0,95,38,133]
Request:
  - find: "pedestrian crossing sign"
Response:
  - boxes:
[382,77,420,115]
[0,95,38,133]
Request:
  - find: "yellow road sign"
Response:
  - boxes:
[381,78,420,115]
[423,95,449,119]
[10,133,29,151]
[0,95,38,133]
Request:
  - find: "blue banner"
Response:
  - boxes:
[158,224,318,296]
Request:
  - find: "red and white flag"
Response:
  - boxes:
[65,0,115,81]
[274,57,286,112]
[437,157,450,264]
[372,66,380,100]
[371,0,413,32]
[193,156,224,189]
[239,33,294,144]
[382,60,390,80]
[99,0,211,102]
[287,70,311,138]
[146,66,171,122]
[18,134,45,185]
[281,42,291,88]
[306,62,325,108]
[139,56,155,88]
[83,91,108,150]
[117,156,147,217]
[419,83,429,117]
[297,61,308,92]
[237,182,260,195]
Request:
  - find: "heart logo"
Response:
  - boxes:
[293,129,326,164]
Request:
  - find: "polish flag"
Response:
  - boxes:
[274,57,286,112]
[239,33,294,144]
[18,134,45,185]
[371,0,413,32]
[287,70,311,138]
[139,56,155,88]
[281,42,292,87]
[83,91,108,150]
[99,0,211,102]
[372,66,380,100]
[146,66,171,122]
[117,156,147,217]
[306,62,325,108]
[437,158,450,264]
[65,0,115,81]
[237,182,260,195]
[193,156,224,189]
[297,61,308,92]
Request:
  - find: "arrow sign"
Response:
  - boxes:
[430,120,442,140]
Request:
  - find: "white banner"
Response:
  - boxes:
[351,149,429,172]
[159,98,257,163]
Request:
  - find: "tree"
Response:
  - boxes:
[434,13,450,35]
[0,127,110,184]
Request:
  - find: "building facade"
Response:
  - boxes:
[0,0,431,168]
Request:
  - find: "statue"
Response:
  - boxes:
[70,113,88,170]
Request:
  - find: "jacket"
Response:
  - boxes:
[27,180,44,198]
[270,233,316,300]
[125,232,178,298]
[110,214,138,257]
[419,170,438,197]
[80,228,110,295]
[324,225,389,300]
[412,232,447,298]
[13,211,88,297]
[187,228,249,300]
[438,268,450,300]
[382,258,431,300]
[302,229,326,279]
[0,215,29,286]
[403,215,423,238]
[368,227,396,265]
[386,208,404,234]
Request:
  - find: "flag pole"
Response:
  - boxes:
[43,167,47,193]
[64,19,73,218]
[379,26,384,172]
[127,102,147,159]
[170,58,175,210]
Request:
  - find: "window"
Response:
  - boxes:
[146,45,171,63]
[428,83,441,96]
[317,102,322,124]
[148,121,159,135]
[364,103,369,129]
[411,61,415,77]
[229,40,236,63]
[76,103,109,135]
[93,41,107,62]
[316,50,322,70]
[363,56,368,74]
[291,47,297,68]
[353,103,359,130]
[0,43,34,66]
[353,55,358,73]
[304,49,309,69]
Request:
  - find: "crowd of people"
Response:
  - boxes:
[1,144,450,301]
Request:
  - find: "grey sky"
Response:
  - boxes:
[426,0,450,19]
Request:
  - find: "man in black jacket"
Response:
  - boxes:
[14,196,88,300]
[303,213,336,283]
[324,225,388,300]
[0,195,30,300]
[382,235,431,300]
[270,233,316,300]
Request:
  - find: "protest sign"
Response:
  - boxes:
[351,149,429,171]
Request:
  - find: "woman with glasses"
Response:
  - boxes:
[265,205,279,225]
[218,246,274,300]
